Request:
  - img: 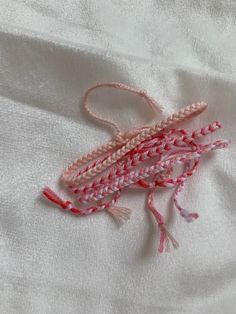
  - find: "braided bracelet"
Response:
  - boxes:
[42,82,230,253]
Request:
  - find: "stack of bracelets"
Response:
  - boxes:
[43,82,230,253]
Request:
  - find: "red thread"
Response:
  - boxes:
[43,187,83,215]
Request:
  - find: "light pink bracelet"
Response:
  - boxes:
[42,82,230,254]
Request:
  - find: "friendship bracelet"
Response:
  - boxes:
[42,82,230,253]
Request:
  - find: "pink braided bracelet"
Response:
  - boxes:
[42,82,230,253]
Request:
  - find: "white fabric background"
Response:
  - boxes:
[0,1,236,313]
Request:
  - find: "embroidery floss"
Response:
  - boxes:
[42,82,230,253]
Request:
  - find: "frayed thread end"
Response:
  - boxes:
[107,206,131,224]
[158,224,179,253]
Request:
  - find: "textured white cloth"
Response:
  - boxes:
[0,1,236,313]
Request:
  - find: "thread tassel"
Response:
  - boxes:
[42,186,82,215]
[107,206,132,223]
[148,192,179,253]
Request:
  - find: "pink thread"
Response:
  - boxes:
[42,82,230,254]
[83,82,163,136]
